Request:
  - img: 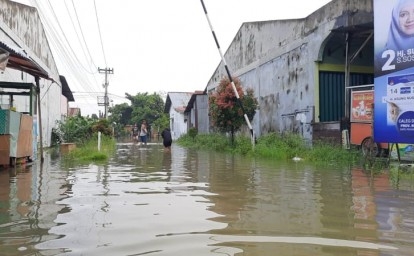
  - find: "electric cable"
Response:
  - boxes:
[94,0,108,67]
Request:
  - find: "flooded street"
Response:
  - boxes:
[0,142,413,255]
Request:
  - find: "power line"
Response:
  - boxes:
[43,0,98,75]
[94,0,107,67]
[32,0,101,94]
[63,0,96,75]
[70,0,99,71]
[98,67,114,119]
[31,0,103,104]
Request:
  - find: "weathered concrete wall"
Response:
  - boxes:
[195,95,209,134]
[0,0,58,76]
[0,0,62,147]
[206,0,373,141]
[169,107,186,141]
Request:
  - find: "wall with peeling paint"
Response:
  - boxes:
[0,0,63,147]
[0,0,57,75]
[206,0,373,142]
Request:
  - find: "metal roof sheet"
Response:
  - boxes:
[164,92,193,113]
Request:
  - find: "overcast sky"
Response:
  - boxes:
[14,0,332,116]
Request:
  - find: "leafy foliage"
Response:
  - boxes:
[151,114,170,135]
[53,116,114,145]
[91,119,113,136]
[188,127,198,140]
[108,92,168,136]
[108,103,132,126]
[124,92,165,126]
[209,77,258,137]
[53,116,93,145]
[177,132,361,164]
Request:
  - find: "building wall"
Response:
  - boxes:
[205,0,373,141]
[0,0,57,73]
[169,108,186,140]
[195,95,209,134]
[61,95,69,119]
[0,0,62,147]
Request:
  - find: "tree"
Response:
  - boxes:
[125,92,165,126]
[151,113,170,135]
[108,103,132,126]
[209,77,258,142]
[108,92,167,138]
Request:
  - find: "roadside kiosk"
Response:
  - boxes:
[349,86,389,157]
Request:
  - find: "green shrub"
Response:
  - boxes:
[54,116,114,145]
[177,132,361,164]
[188,127,198,140]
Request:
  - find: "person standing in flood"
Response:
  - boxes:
[132,124,139,142]
[161,127,172,151]
[139,120,148,145]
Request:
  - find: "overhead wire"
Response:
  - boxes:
[63,0,95,74]
[31,0,104,108]
[70,0,99,72]
[64,0,102,91]
[32,0,100,94]
[44,0,98,76]
[94,0,108,67]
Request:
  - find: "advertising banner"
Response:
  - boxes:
[350,90,374,123]
[374,0,414,143]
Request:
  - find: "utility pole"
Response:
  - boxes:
[98,67,114,118]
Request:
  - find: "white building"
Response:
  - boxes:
[164,92,193,140]
[0,0,70,149]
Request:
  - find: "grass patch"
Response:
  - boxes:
[177,132,361,164]
[62,135,116,163]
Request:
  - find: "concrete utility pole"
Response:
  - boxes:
[98,67,114,118]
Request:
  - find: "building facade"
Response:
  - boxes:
[164,92,193,140]
[205,0,374,143]
[0,0,67,148]
[184,91,209,135]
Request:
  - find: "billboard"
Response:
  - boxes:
[350,90,374,123]
[374,0,414,143]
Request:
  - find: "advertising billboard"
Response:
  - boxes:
[374,0,414,143]
[350,90,374,123]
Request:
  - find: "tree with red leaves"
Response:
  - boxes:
[209,77,258,141]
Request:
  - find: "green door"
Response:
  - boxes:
[319,72,373,122]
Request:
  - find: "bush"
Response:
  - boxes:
[177,132,361,164]
[54,116,114,145]
[188,127,198,140]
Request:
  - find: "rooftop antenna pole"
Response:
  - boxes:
[200,0,255,147]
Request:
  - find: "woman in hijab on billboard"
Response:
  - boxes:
[376,0,414,75]
[374,0,414,143]
[387,0,414,51]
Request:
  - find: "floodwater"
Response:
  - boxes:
[0,142,413,256]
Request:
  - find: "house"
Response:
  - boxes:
[164,92,193,140]
[205,0,374,144]
[184,91,209,134]
[68,107,81,117]
[0,0,73,157]
[60,75,75,119]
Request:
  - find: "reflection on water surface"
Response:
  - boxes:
[0,142,413,255]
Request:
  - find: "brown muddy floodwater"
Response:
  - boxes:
[0,141,413,256]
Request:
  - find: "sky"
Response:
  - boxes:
[13,0,332,116]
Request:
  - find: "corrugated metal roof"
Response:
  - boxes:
[164,92,193,113]
[59,75,75,102]
[184,91,205,113]
[0,41,49,79]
